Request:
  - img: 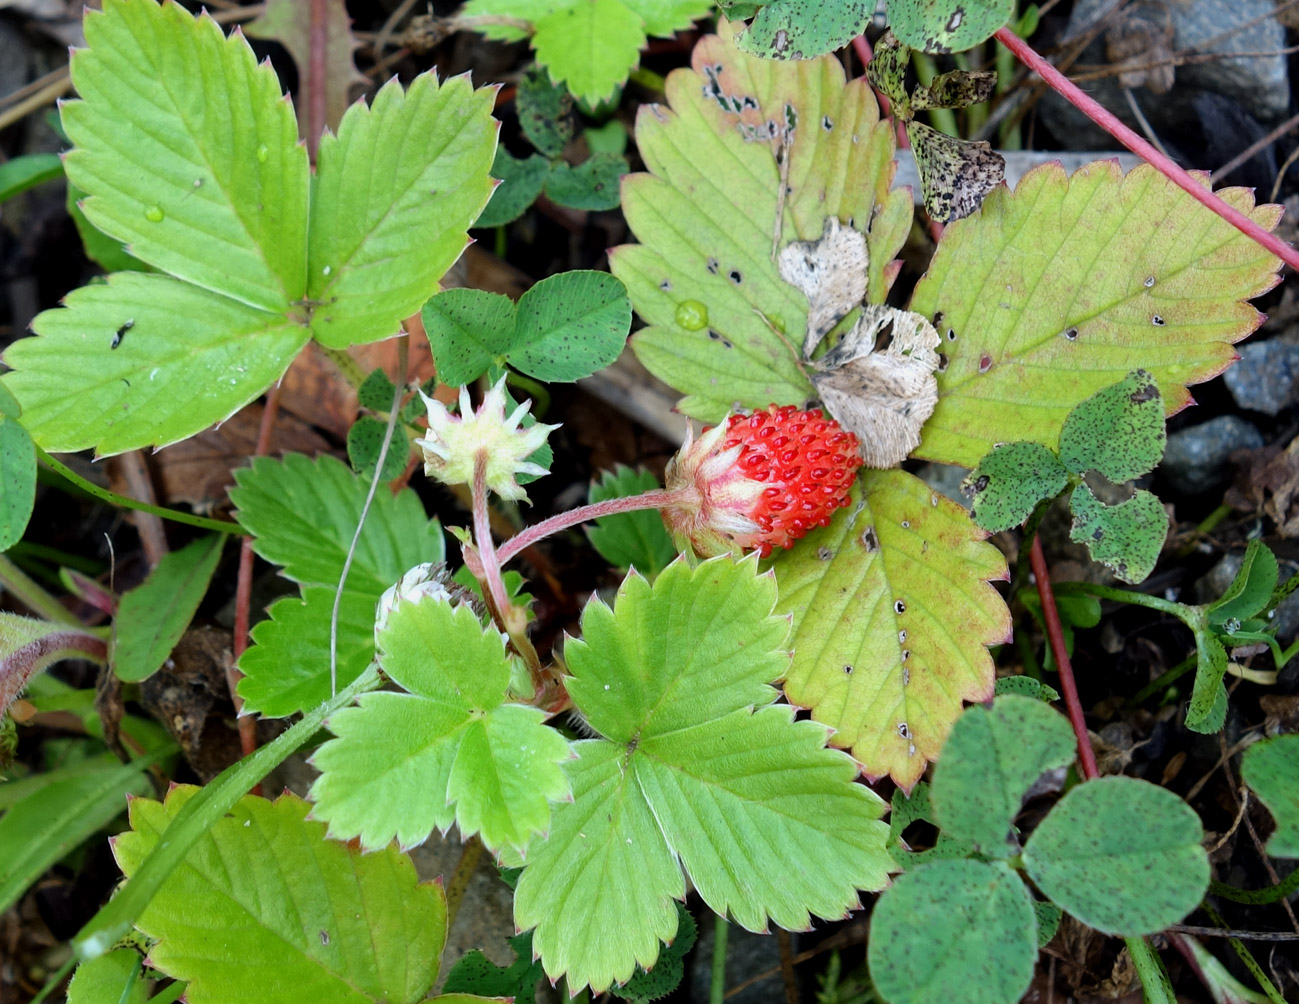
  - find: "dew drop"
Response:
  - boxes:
[322,264,332,277]
[144,205,164,223]
[257,144,269,163]
[675,299,709,331]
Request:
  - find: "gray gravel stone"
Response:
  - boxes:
[1160,416,1264,495]
[1223,341,1299,416]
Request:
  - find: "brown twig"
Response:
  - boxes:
[1030,535,1100,779]
[1211,109,1299,185]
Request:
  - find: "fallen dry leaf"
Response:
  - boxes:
[776,216,868,357]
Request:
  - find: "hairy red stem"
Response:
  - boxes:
[1029,535,1099,780]
[994,26,1296,272]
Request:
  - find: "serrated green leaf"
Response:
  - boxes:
[422,288,519,387]
[3,272,308,455]
[732,2,872,59]
[310,597,571,854]
[517,557,892,992]
[510,271,631,382]
[478,148,550,227]
[545,153,626,211]
[112,787,447,1004]
[0,152,62,202]
[356,368,398,412]
[868,859,1036,1004]
[67,949,152,1004]
[0,753,155,913]
[532,0,646,105]
[618,904,696,1002]
[887,781,976,869]
[112,535,223,683]
[230,453,444,596]
[347,415,410,483]
[912,163,1282,468]
[1068,482,1168,584]
[307,72,496,348]
[993,676,1060,702]
[929,695,1075,856]
[237,587,376,718]
[886,0,1016,53]
[1241,735,1299,857]
[611,23,911,421]
[1208,539,1279,626]
[443,932,543,1004]
[67,180,153,274]
[625,0,714,35]
[964,441,1069,533]
[768,470,1011,789]
[63,0,307,309]
[587,466,677,576]
[0,416,35,551]
[1187,630,1229,733]
[1023,776,1208,935]
[1058,370,1165,481]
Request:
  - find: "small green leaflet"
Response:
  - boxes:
[544,152,626,211]
[479,149,551,227]
[112,787,450,1004]
[0,401,35,551]
[886,781,975,869]
[66,949,154,1004]
[309,597,571,855]
[462,0,713,104]
[1058,369,1165,482]
[612,21,911,422]
[912,163,1283,469]
[587,466,677,576]
[422,271,631,386]
[1022,776,1208,935]
[1068,483,1168,585]
[517,65,574,156]
[443,931,544,1004]
[0,152,62,202]
[1,0,496,455]
[868,859,1036,1004]
[1240,734,1299,858]
[112,535,224,683]
[768,471,1011,789]
[514,557,893,992]
[962,442,1068,533]
[731,1,873,59]
[886,0,1016,53]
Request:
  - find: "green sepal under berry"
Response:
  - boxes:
[309,595,571,855]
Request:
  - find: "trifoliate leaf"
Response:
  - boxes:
[768,470,1011,789]
[1058,370,1165,481]
[964,441,1070,533]
[611,22,911,422]
[309,597,571,854]
[1207,539,1279,627]
[1240,734,1299,858]
[231,453,444,596]
[868,860,1036,1004]
[731,2,873,59]
[515,557,893,992]
[510,271,632,382]
[887,781,975,869]
[422,288,519,388]
[886,0,1016,53]
[1068,482,1168,584]
[112,787,448,1004]
[0,414,35,551]
[1023,777,1208,935]
[237,587,376,718]
[587,466,678,576]
[544,152,627,211]
[347,415,410,483]
[113,535,224,683]
[478,149,551,228]
[929,696,1076,856]
[912,163,1283,468]
[307,72,496,348]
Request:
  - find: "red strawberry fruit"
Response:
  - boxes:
[662,404,863,558]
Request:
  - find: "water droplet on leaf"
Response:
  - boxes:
[675,300,709,330]
[144,205,164,222]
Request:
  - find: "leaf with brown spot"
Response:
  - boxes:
[908,121,1005,223]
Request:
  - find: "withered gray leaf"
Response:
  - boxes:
[865,30,909,107]
[912,69,999,111]
[812,305,940,468]
[907,120,1005,222]
[776,216,869,357]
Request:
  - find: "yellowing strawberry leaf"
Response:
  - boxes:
[1023,776,1208,935]
[767,470,1011,789]
[911,163,1283,468]
[112,535,224,683]
[310,597,571,855]
[112,787,448,1004]
[62,0,308,309]
[1240,734,1299,858]
[307,73,496,348]
[515,557,893,992]
[611,23,912,422]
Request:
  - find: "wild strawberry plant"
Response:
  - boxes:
[0,3,1294,1004]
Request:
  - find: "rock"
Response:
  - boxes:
[1223,340,1299,416]
[1039,0,1289,152]
[1160,416,1264,495]
[914,462,969,507]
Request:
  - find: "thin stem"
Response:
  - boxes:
[1210,867,1299,905]
[496,488,693,567]
[1128,654,1196,707]
[471,452,514,620]
[37,448,245,536]
[1029,535,1099,780]
[710,914,730,1004]
[1052,580,1191,618]
[0,553,78,624]
[993,27,1299,272]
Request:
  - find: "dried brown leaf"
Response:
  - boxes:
[776,216,869,357]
